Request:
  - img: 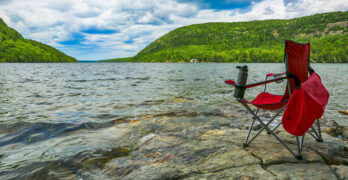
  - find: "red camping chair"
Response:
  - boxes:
[225,40,329,159]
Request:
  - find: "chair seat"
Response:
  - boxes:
[244,92,288,110]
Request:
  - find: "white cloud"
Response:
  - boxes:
[0,0,347,60]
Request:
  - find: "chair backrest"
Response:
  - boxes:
[283,40,311,98]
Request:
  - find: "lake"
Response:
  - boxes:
[0,63,347,178]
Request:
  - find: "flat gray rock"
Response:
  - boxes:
[267,163,336,180]
[101,115,348,179]
[184,165,275,180]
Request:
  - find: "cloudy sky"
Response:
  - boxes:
[0,0,347,60]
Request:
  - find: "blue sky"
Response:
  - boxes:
[178,0,262,10]
[0,0,347,60]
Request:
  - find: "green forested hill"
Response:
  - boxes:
[0,18,77,63]
[100,57,133,62]
[131,11,347,63]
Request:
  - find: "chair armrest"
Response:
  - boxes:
[225,77,287,88]
[225,80,236,86]
[266,72,286,77]
[246,77,287,88]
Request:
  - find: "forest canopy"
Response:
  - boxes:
[120,11,347,63]
[0,18,77,63]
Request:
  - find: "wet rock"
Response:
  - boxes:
[199,129,226,138]
[122,164,187,180]
[335,119,348,129]
[323,119,347,138]
[93,113,120,120]
[245,138,325,165]
[1,160,78,180]
[138,133,156,146]
[323,127,337,136]
[184,165,275,180]
[267,163,336,179]
[338,109,348,115]
[310,141,348,165]
[102,147,131,157]
[27,133,46,143]
[252,123,263,130]
[342,128,348,140]
[263,113,272,119]
[103,157,150,177]
[241,118,249,122]
[194,144,260,173]
[172,97,190,103]
[198,128,245,144]
[99,111,348,179]
[82,147,132,169]
[137,134,183,152]
[257,128,348,165]
[172,139,226,165]
[331,165,348,180]
[235,128,325,165]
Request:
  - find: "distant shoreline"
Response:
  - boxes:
[0,61,346,64]
[94,59,347,64]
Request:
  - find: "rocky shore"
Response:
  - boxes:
[95,104,348,179]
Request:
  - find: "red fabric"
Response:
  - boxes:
[225,80,236,86]
[286,40,310,91]
[246,92,288,110]
[282,72,329,136]
[225,79,288,110]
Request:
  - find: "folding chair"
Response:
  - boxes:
[225,40,329,159]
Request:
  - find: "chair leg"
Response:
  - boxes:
[301,135,305,149]
[244,108,259,147]
[308,130,318,141]
[243,106,283,146]
[295,135,305,160]
[243,117,256,147]
[316,119,323,142]
[240,102,299,159]
[239,102,320,159]
[310,126,320,139]
[308,119,323,142]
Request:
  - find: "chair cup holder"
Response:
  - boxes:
[234,65,248,99]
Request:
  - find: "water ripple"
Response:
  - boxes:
[0,121,115,146]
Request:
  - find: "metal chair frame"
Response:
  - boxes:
[239,86,323,159]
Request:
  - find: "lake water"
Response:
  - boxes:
[0,63,347,179]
